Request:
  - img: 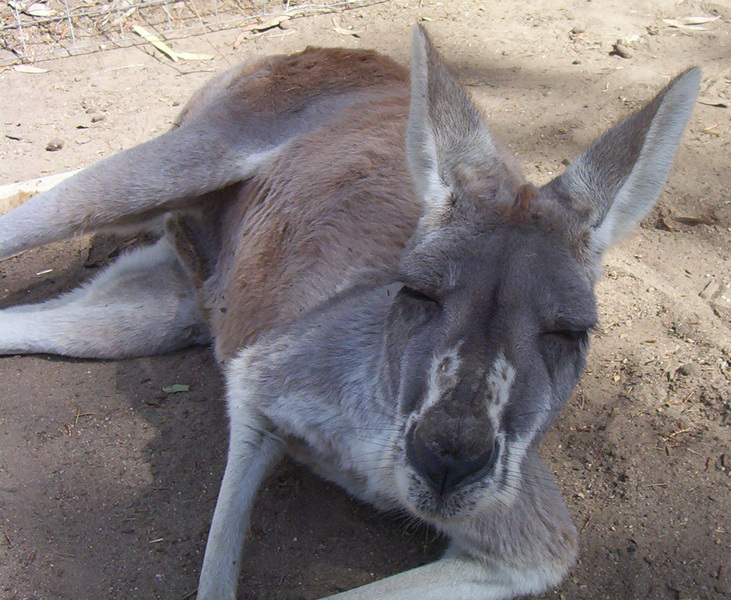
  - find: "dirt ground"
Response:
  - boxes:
[0,0,729,599]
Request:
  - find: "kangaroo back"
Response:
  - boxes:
[171,48,421,358]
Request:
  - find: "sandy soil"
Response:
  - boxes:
[1,1,729,599]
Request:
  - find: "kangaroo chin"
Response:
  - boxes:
[0,25,700,600]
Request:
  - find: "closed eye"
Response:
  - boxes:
[399,285,439,305]
[542,329,589,345]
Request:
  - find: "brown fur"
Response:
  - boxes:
[172,48,419,360]
[510,183,538,222]
[236,47,410,113]
[215,100,419,359]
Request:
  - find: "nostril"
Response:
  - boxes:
[405,426,447,494]
[447,442,497,492]
[405,427,499,497]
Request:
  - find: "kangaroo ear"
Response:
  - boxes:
[550,68,700,266]
[406,25,522,226]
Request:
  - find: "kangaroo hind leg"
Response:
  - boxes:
[0,237,210,359]
[0,49,404,259]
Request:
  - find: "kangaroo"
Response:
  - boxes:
[0,26,699,600]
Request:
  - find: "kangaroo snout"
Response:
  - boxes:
[406,423,499,497]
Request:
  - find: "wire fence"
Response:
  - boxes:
[1,0,384,64]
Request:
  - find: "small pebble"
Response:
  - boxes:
[676,363,701,378]
[612,42,632,59]
[46,138,64,151]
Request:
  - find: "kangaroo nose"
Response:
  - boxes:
[405,426,498,497]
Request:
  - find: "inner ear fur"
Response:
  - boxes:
[406,25,526,229]
[547,68,700,265]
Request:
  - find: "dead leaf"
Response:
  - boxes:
[698,100,728,109]
[663,16,720,31]
[25,2,55,17]
[176,51,215,61]
[163,384,190,393]
[332,15,362,37]
[233,20,262,49]
[674,16,720,25]
[233,15,290,47]
[700,125,721,136]
[13,65,48,74]
[674,214,718,226]
[133,25,178,62]
[334,26,363,37]
[250,15,291,33]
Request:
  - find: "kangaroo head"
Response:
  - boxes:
[388,26,700,522]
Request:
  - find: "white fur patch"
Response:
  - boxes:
[482,352,522,508]
[485,351,516,428]
[420,343,463,416]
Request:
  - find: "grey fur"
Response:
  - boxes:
[0,25,699,600]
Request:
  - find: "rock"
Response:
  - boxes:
[612,42,632,59]
[45,138,64,151]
